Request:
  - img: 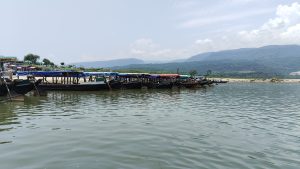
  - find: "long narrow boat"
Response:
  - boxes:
[17,71,119,91]
[145,74,178,89]
[117,73,145,89]
[38,81,109,91]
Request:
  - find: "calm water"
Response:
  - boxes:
[0,83,300,169]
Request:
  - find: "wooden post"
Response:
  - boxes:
[1,73,12,101]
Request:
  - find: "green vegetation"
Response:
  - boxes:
[24,53,40,64]
[189,70,198,77]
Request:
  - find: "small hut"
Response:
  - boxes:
[0,56,18,71]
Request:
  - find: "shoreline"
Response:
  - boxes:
[210,78,300,83]
[10,75,300,83]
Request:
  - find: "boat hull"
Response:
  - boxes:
[38,83,110,91]
[146,82,173,89]
[121,82,143,89]
[0,84,8,96]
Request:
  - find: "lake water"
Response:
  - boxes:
[0,83,300,169]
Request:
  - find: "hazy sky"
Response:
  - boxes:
[1,0,300,63]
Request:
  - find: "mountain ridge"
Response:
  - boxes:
[113,45,300,77]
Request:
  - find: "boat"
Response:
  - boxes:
[0,78,41,96]
[145,74,177,89]
[0,83,8,96]
[116,73,146,89]
[17,71,122,91]
[12,79,41,95]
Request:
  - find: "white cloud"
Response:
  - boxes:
[180,9,273,28]
[130,38,183,60]
[195,38,212,44]
[238,2,300,45]
[281,23,300,40]
[129,38,217,61]
[130,2,300,61]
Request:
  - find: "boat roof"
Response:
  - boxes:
[83,72,118,76]
[118,73,149,78]
[17,71,85,77]
[179,75,191,79]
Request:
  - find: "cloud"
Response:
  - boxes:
[129,38,216,61]
[180,9,273,28]
[130,2,300,61]
[130,38,178,60]
[238,2,300,45]
[195,38,212,44]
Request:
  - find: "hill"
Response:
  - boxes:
[113,45,300,78]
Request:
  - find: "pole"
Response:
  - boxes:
[33,78,40,96]
[1,71,12,101]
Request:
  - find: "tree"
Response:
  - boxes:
[24,53,40,64]
[206,70,212,77]
[189,69,198,77]
[43,58,51,66]
[60,62,65,66]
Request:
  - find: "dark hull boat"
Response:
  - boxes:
[180,82,199,88]
[0,79,41,96]
[0,84,8,96]
[13,79,41,95]
[121,81,143,89]
[108,80,122,90]
[146,82,173,89]
[198,79,211,86]
[38,82,110,91]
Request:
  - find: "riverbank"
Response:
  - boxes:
[210,78,300,83]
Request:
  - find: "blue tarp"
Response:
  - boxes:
[16,71,118,77]
[84,72,118,76]
[17,71,85,77]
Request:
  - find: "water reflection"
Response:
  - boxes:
[0,84,299,169]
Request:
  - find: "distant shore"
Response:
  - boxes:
[210,78,300,83]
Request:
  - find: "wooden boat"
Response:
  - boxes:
[18,71,118,91]
[0,78,41,96]
[117,73,145,89]
[145,74,179,89]
[179,81,199,88]
[121,81,143,89]
[175,75,199,88]
[12,79,41,95]
[38,81,109,91]
[146,81,173,89]
[0,83,8,96]
[212,80,228,84]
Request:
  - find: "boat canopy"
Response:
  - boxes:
[148,74,180,78]
[179,75,191,79]
[16,71,187,79]
[117,73,149,78]
[17,71,85,77]
[83,72,118,76]
[160,74,180,78]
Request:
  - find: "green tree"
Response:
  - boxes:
[205,70,212,77]
[189,69,198,77]
[43,58,51,66]
[24,53,40,64]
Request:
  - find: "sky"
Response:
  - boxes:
[1,0,300,63]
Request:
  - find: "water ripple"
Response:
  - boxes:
[0,84,300,168]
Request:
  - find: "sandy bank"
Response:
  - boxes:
[210,78,300,83]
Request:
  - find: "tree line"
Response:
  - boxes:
[24,53,64,67]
